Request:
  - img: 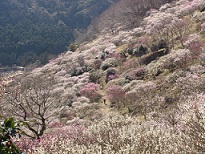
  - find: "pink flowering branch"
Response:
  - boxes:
[80,83,102,103]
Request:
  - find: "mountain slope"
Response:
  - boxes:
[10,0,204,122]
[1,0,205,153]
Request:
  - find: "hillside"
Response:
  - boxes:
[1,0,205,153]
[0,0,117,66]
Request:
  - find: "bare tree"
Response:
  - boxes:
[3,76,61,139]
[125,82,156,120]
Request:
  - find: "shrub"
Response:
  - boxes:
[93,59,102,70]
[127,48,134,55]
[107,74,118,83]
[119,59,140,73]
[101,58,117,71]
[80,83,101,103]
[105,85,125,108]
[133,45,148,57]
[124,81,156,117]
[187,41,204,58]
[105,69,117,83]
[89,70,103,84]
[0,118,23,154]
[109,52,126,66]
[151,40,168,52]
[69,43,78,52]
[175,71,205,95]
[126,67,145,81]
[70,66,86,76]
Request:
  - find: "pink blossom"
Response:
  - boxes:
[108,74,118,81]
[80,83,101,102]
[105,85,125,103]
[127,67,145,80]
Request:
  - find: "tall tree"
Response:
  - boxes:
[3,76,62,139]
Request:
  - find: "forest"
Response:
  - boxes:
[0,0,116,66]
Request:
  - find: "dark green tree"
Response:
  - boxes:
[0,117,23,154]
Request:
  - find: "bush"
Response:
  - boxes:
[126,67,145,81]
[133,45,148,57]
[89,70,103,84]
[69,43,78,52]
[0,118,23,154]
[151,40,168,52]
[106,69,117,83]
[127,48,134,55]
[105,85,125,108]
[101,58,117,70]
[80,83,102,103]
